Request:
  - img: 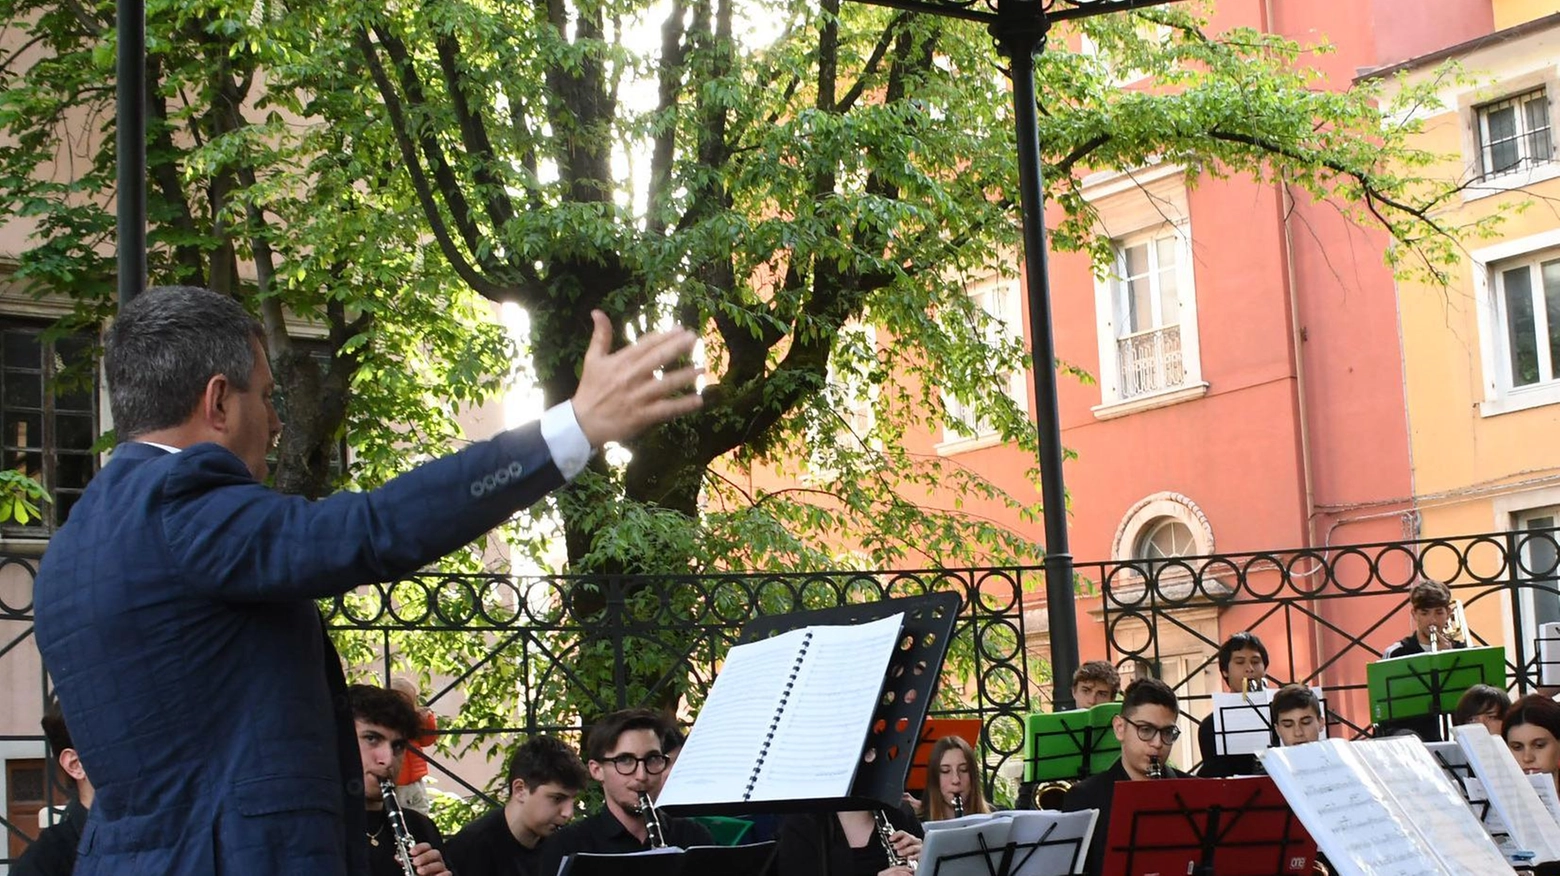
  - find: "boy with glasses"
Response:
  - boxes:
[539,709,712,874]
[1061,678,1189,876]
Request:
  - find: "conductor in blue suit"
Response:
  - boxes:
[32,285,702,876]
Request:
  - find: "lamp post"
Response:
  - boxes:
[117,0,146,304]
[845,0,1178,711]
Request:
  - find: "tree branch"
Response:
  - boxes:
[355,27,509,299]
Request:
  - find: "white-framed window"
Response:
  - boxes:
[1477,87,1554,181]
[1514,508,1560,641]
[1092,225,1205,414]
[0,321,99,531]
[1494,248,1560,391]
[940,278,1028,447]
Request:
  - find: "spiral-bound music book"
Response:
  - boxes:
[656,612,906,811]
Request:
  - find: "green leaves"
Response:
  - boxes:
[0,469,52,525]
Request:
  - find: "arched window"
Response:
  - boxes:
[1112,492,1214,563]
[1133,518,1199,563]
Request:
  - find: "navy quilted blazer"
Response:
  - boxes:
[34,425,563,876]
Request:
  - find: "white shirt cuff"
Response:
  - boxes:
[540,401,593,481]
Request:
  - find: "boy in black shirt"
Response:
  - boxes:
[1061,678,1191,876]
[539,709,713,874]
[445,736,588,876]
[349,684,452,876]
[1377,579,1466,740]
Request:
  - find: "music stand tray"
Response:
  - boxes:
[1104,777,1317,876]
[559,841,777,876]
[1367,646,1505,723]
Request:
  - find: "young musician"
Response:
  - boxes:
[774,807,922,876]
[1453,684,1511,735]
[923,736,992,821]
[349,684,452,876]
[1504,694,1560,796]
[1061,677,1189,876]
[1197,632,1268,777]
[1377,579,1466,740]
[445,735,589,876]
[539,709,712,874]
[1071,661,1121,709]
[13,701,93,876]
[1269,684,1323,747]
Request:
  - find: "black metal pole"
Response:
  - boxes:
[116,0,146,305]
[991,4,1079,711]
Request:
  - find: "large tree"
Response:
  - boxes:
[0,0,1469,570]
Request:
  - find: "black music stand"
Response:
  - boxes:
[559,841,777,876]
[1105,777,1317,876]
[730,591,962,813]
[1426,741,1501,828]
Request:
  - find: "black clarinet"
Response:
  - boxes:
[637,791,668,849]
[1147,755,1166,779]
[951,793,965,818]
[875,809,914,870]
[378,778,419,876]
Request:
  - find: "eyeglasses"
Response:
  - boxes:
[603,753,670,775]
[1123,715,1182,744]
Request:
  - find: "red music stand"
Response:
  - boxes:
[1103,777,1317,876]
[905,718,983,793]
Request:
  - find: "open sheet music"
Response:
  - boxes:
[920,811,1096,876]
[657,613,904,808]
[1426,740,1521,860]
[1260,737,1513,875]
[1211,685,1327,756]
[1452,724,1560,862]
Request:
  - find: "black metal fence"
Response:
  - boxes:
[1094,526,1560,741]
[5,525,1560,858]
[321,569,1035,807]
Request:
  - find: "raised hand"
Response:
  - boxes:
[571,310,703,448]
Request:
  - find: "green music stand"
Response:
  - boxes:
[1367,646,1505,729]
[1023,701,1123,783]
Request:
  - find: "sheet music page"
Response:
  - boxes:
[1211,689,1274,756]
[1464,777,1523,859]
[917,816,1015,876]
[1352,737,1514,874]
[1454,724,1560,862]
[1213,686,1328,755]
[1539,621,1560,687]
[924,812,1006,832]
[1260,739,1445,876]
[656,627,810,806]
[1526,773,1560,827]
[749,613,906,802]
[1006,810,1098,876]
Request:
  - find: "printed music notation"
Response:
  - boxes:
[1453,724,1560,863]
[657,613,905,808]
[1261,737,1514,875]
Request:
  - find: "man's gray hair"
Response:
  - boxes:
[104,286,266,440]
